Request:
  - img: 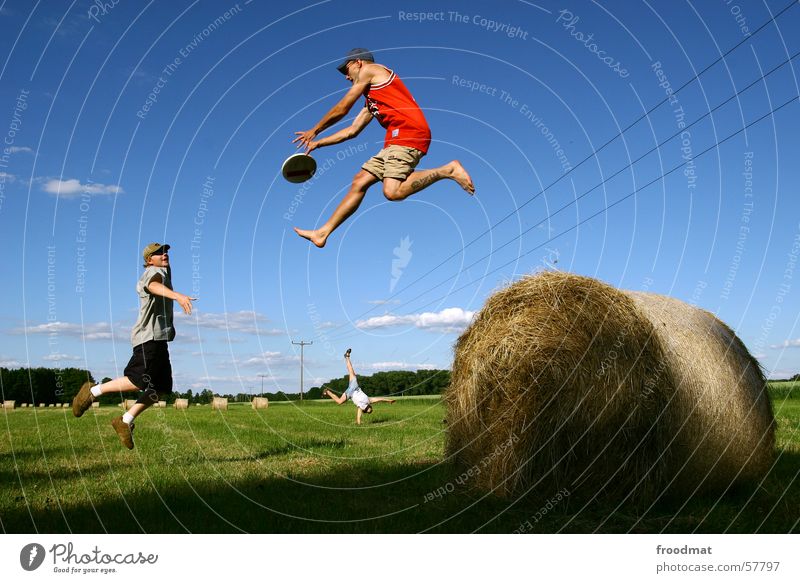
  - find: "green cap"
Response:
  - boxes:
[142,242,170,266]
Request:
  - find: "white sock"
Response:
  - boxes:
[122,412,135,424]
[90,385,103,398]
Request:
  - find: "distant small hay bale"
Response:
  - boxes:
[174,398,189,410]
[92,402,100,409]
[211,397,228,411]
[445,271,775,502]
[251,397,269,410]
[3,401,16,410]
[123,399,138,409]
[38,403,45,408]
[48,404,56,408]
[157,400,166,408]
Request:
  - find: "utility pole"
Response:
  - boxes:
[291,340,312,400]
[258,374,269,397]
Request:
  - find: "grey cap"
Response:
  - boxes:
[336,48,374,74]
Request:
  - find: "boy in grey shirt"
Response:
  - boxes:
[71,243,195,449]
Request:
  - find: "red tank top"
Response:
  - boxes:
[364,68,431,154]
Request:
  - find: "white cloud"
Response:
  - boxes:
[234,351,301,368]
[0,356,22,367]
[7,146,33,154]
[361,361,437,371]
[41,178,123,199]
[356,307,475,333]
[177,310,284,336]
[11,321,129,341]
[42,353,82,362]
[0,172,15,182]
[767,368,797,380]
[770,339,800,349]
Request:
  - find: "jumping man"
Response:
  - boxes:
[71,243,195,449]
[292,48,475,248]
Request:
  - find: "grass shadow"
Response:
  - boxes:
[2,450,798,533]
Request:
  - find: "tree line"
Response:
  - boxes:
[0,367,451,405]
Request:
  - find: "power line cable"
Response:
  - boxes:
[317,1,798,339]
[343,93,798,329]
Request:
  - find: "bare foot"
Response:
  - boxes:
[449,160,475,194]
[294,227,327,248]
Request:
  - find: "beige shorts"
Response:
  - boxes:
[362,145,425,181]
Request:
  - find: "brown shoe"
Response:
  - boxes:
[344,348,351,359]
[72,381,95,417]
[111,416,135,450]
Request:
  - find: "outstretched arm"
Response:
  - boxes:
[146,275,196,315]
[301,108,372,153]
[356,407,363,425]
[293,71,373,151]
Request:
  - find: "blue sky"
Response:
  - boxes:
[0,0,798,394]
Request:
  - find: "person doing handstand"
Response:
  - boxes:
[321,348,395,424]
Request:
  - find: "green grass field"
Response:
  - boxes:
[1,388,798,533]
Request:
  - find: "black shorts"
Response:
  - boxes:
[124,341,173,403]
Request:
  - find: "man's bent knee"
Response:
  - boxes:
[353,170,378,192]
[382,182,403,201]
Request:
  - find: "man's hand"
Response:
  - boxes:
[292,129,318,153]
[175,293,196,315]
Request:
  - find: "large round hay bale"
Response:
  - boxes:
[3,400,16,410]
[211,397,228,411]
[174,398,189,410]
[445,271,774,502]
